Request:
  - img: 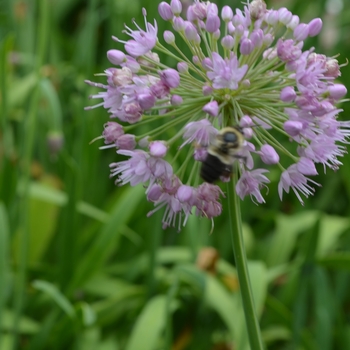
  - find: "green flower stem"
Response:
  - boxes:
[227,178,264,350]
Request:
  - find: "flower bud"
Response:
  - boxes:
[170,0,182,15]
[297,157,318,175]
[149,141,167,157]
[235,24,244,36]
[164,30,175,44]
[228,22,235,34]
[308,18,322,37]
[221,6,233,22]
[259,144,279,164]
[284,120,303,136]
[325,59,340,78]
[287,15,299,30]
[207,3,218,16]
[107,50,125,65]
[201,57,213,70]
[47,131,64,155]
[234,15,244,27]
[212,29,220,40]
[203,101,219,117]
[329,84,347,100]
[265,10,279,25]
[138,136,150,148]
[138,93,156,110]
[124,56,140,73]
[160,68,180,88]
[110,67,133,86]
[192,55,200,65]
[177,62,188,73]
[241,79,250,88]
[240,38,254,55]
[103,121,124,144]
[249,0,267,20]
[293,23,309,41]
[280,86,296,102]
[250,29,263,47]
[151,82,170,98]
[184,21,198,41]
[240,115,253,127]
[243,128,253,139]
[173,16,185,31]
[278,8,292,25]
[171,94,183,106]
[253,116,272,129]
[263,47,277,60]
[147,184,162,201]
[186,6,196,22]
[193,32,201,44]
[263,33,274,46]
[116,134,136,150]
[177,185,193,202]
[158,2,173,21]
[221,35,234,50]
[125,101,143,122]
[206,15,220,33]
[139,52,160,68]
[202,85,213,96]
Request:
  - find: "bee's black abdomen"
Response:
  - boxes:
[200,153,227,183]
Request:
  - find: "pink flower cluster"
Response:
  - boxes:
[86,0,348,228]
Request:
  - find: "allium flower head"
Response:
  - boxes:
[86,0,349,229]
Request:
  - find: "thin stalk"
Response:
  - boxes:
[226,178,264,350]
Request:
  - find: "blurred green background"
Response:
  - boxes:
[1,0,350,349]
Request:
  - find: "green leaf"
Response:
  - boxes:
[0,333,12,350]
[247,261,268,317]
[8,73,38,108]
[27,179,61,263]
[72,185,146,287]
[1,309,39,334]
[266,212,319,267]
[174,264,206,295]
[156,247,192,264]
[28,181,67,206]
[317,215,350,257]
[317,253,350,271]
[84,274,141,298]
[0,202,11,332]
[76,327,100,350]
[125,295,168,350]
[204,273,240,338]
[262,325,291,344]
[313,267,333,350]
[39,78,63,131]
[32,280,76,318]
[78,302,97,327]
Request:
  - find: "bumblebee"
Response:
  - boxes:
[200,126,245,183]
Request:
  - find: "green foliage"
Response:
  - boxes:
[1,0,350,349]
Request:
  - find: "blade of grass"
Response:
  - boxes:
[0,202,10,346]
[12,1,50,348]
[125,295,168,350]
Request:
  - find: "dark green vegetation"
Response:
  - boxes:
[1,0,350,349]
